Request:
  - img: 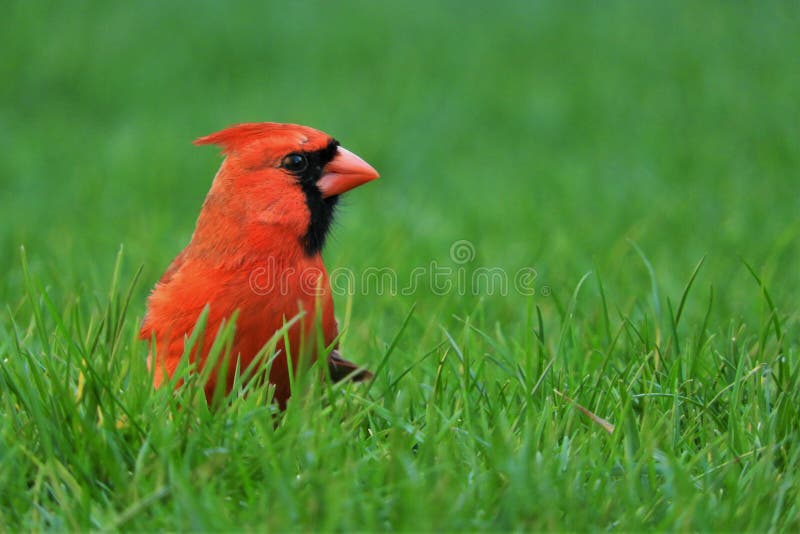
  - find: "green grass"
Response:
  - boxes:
[2,0,800,530]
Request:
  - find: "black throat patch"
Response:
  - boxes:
[292,140,340,256]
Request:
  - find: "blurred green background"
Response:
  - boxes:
[2,0,798,350]
[3,1,800,530]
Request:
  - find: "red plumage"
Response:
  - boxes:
[140,123,379,407]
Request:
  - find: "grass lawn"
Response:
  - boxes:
[2,1,799,530]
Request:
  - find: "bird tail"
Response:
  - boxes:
[327,350,373,382]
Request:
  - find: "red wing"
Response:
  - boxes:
[157,246,190,286]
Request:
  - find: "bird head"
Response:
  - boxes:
[193,122,379,256]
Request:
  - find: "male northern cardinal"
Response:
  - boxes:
[140,122,379,407]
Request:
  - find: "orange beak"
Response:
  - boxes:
[317,146,379,198]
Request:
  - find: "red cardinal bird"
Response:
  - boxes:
[140,122,379,407]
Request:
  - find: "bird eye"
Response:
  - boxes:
[281,153,308,173]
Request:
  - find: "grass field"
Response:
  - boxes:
[2,1,799,530]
